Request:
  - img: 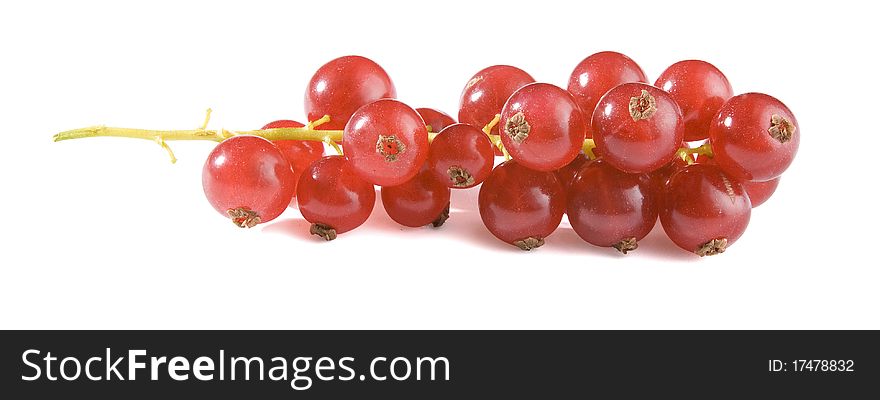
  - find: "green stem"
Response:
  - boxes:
[53,125,344,143]
[582,138,597,160]
[676,142,713,164]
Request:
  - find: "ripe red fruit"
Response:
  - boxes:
[693,153,780,208]
[478,160,566,250]
[381,165,451,228]
[567,51,649,138]
[567,159,658,253]
[708,93,799,182]
[426,123,495,189]
[660,163,751,256]
[592,83,685,173]
[648,155,690,195]
[343,99,429,187]
[553,153,589,190]
[262,120,324,200]
[304,55,396,130]
[296,155,376,240]
[499,83,586,172]
[743,177,780,208]
[458,65,535,136]
[416,108,456,133]
[202,135,296,227]
[655,60,733,141]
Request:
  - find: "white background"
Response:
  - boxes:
[1,0,877,329]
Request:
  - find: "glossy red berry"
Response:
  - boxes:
[458,65,535,136]
[381,165,451,228]
[343,99,430,187]
[708,93,799,182]
[567,51,648,138]
[296,155,376,240]
[693,153,780,208]
[478,160,566,250]
[262,120,324,200]
[655,60,733,141]
[592,83,684,173]
[743,177,780,208]
[304,55,396,130]
[553,153,589,191]
[648,155,690,196]
[567,159,658,253]
[426,123,495,189]
[660,163,751,256]
[500,83,586,172]
[202,135,296,228]
[416,108,456,133]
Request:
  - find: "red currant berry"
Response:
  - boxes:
[691,153,779,208]
[304,55,396,130]
[650,157,688,189]
[567,159,658,253]
[708,93,799,182]
[553,153,589,191]
[660,163,751,256]
[296,155,376,240]
[202,135,295,228]
[426,123,495,189]
[344,99,429,187]
[592,83,685,173]
[500,83,586,172]
[743,177,780,208]
[567,51,648,138]
[458,65,535,136]
[648,155,690,195]
[262,120,324,201]
[381,165,451,228]
[655,60,733,141]
[416,108,456,133]
[478,160,566,250]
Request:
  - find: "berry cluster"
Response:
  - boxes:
[55,53,799,256]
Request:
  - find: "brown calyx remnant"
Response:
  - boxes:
[226,207,261,228]
[431,203,450,228]
[513,236,544,251]
[465,75,483,90]
[504,112,530,143]
[376,135,406,162]
[768,114,795,143]
[628,89,657,121]
[447,165,475,188]
[612,237,638,254]
[721,174,736,202]
[309,223,337,241]
[696,238,728,256]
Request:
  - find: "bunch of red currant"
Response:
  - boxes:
[57,53,799,256]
